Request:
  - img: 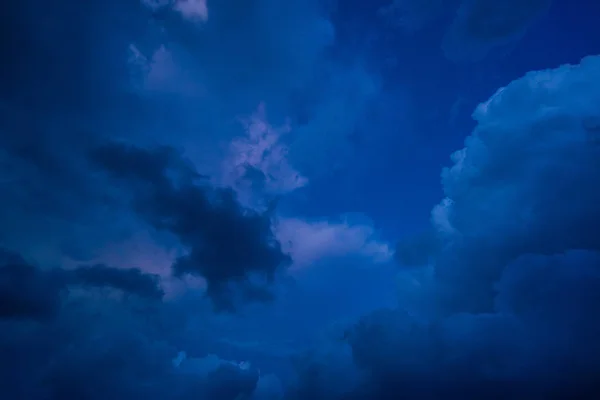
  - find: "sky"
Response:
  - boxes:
[1,0,600,398]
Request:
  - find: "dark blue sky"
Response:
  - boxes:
[1,0,600,399]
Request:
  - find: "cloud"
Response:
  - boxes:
[130,0,391,278]
[0,247,167,323]
[442,0,552,62]
[287,54,600,398]
[218,104,391,271]
[90,142,292,311]
[67,264,165,300]
[275,217,392,270]
[433,54,600,313]
[0,0,344,268]
[0,248,64,321]
[222,103,308,202]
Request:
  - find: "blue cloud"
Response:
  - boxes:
[287,55,600,398]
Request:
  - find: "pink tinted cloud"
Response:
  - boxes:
[221,104,391,270]
[223,103,308,199]
[275,217,392,270]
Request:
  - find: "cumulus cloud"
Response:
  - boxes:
[288,55,600,398]
[434,54,600,313]
[443,0,552,62]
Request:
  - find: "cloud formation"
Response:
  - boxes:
[287,55,600,398]
[67,264,165,300]
[0,247,166,322]
[0,0,398,398]
[276,217,392,270]
[0,247,274,399]
[91,142,292,311]
[7,0,595,398]
[433,54,600,313]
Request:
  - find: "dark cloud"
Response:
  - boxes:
[285,55,600,399]
[91,142,292,311]
[0,248,63,320]
[67,264,165,300]
[0,247,269,399]
[0,247,166,322]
